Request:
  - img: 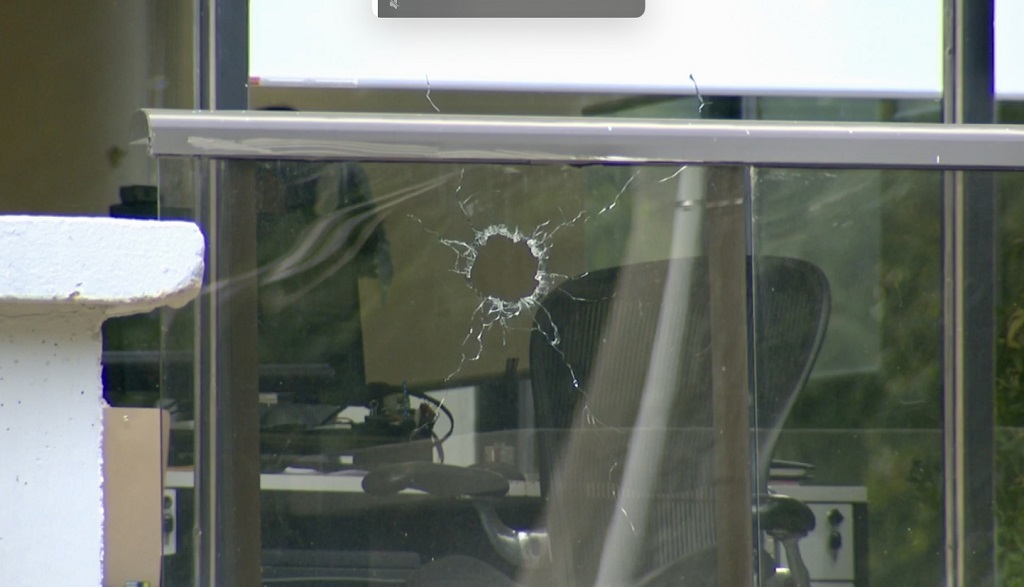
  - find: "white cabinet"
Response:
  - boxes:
[768,485,868,587]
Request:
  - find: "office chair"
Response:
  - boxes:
[523,255,829,586]
[747,256,832,587]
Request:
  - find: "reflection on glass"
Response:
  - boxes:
[753,168,944,585]
[996,169,1024,583]
[158,158,967,586]
[254,160,387,405]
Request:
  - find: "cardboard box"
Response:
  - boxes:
[103,408,169,587]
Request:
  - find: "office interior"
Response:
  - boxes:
[3,2,1024,586]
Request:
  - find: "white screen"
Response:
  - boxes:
[250,0,1022,99]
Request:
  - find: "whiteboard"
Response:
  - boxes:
[250,0,1023,99]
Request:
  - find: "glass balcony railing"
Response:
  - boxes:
[138,110,1024,586]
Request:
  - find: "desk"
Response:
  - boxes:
[161,467,543,586]
[165,468,542,496]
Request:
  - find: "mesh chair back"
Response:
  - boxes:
[749,256,831,485]
[527,256,829,585]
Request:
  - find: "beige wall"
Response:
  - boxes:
[0,1,193,215]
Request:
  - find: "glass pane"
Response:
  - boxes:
[751,168,944,585]
[157,156,201,587]
[155,149,1013,586]
[997,170,1024,583]
[160,159,761,585]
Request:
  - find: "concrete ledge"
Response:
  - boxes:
[0,215,204,315]
[0,214,204,585]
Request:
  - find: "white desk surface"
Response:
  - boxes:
[165,468,542,496]
[166,469,863,503]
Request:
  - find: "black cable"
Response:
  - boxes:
[407,390,455,443]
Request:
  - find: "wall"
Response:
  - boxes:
[0,1,193,215]
[0,311,106,583]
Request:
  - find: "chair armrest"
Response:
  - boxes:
[362,462,509,497]
[756,493,816,539]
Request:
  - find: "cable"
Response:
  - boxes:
[406,390,454,464]
[407,390,455,443]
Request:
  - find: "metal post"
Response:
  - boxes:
[197,0,248,111]
[942,0,995,585]
[194,1,257,585]
[707,166,754,587]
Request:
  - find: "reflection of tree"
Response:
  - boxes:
[995,151,1024,584]
[778,169,946,586]
[778,162,1024,585]
[865,170,945,586]
[858,169,945,586]
[876,171,943,426]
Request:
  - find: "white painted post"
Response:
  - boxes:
[0,215,203,585]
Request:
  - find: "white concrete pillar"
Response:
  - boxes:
[0,215,203,585]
